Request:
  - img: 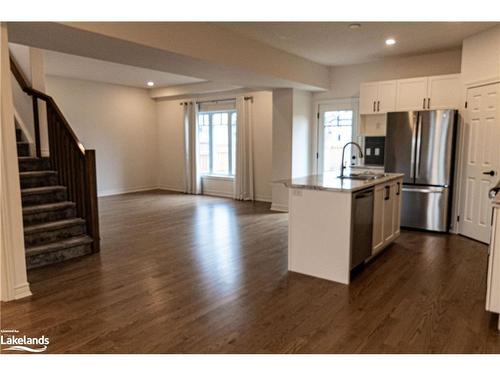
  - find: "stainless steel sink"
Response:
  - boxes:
[339,173,387,181]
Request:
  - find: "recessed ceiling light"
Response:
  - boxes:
[348,23,361,30]
[385,38,396,46]
[147,81,155,87]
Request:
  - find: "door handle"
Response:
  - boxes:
[427,97,431,109]
[483,170,496,176]
[377,101,380,112]
[373,101,376,112]
[423,98,426,109]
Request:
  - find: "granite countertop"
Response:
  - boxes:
[280,171,405,193]
[350,165,385,170]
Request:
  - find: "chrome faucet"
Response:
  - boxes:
[339,142,364,178]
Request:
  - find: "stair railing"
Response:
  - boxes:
[10,56,100,253]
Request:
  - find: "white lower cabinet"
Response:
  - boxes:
[486,203,500,330]
[372,178,403,255]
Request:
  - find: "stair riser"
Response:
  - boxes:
[16,128,22,142]
[17,143,30,157]
[18,158,51,172]
[27,243,92,269]
[20,174,59,189]
[22,190,67,206]
[24,223,86,247]
[23,207,77,226]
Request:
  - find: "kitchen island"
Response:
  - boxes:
[282,171,404,284]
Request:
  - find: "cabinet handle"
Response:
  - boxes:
[423,98,426,109]
[396,182,401,196]
[384,185,390,200]
[427,97,431,109]
[377,101,380,112]
[373,101,376,112]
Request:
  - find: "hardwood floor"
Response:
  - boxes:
[2,190,500,353]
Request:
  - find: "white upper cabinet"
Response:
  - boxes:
[377,81,397,113]
[359,81,396,115]
[360,82,379,114]
[360,74,461,114]
[396,77,429,111]
[427,74,461,110]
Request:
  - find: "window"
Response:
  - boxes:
[317,100,358,174]
[198,110,237,176]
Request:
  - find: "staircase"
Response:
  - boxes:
[16,124,94,269]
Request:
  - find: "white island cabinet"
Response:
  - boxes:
[486,192,500,330]
[283,172,404,284]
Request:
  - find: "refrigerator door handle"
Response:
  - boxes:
[402,186,445,194]
[415,114,423,179]
[410,113,418,180]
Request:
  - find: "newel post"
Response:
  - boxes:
[85,149,100,252]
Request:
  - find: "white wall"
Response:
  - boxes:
[292,89,313,178]
[156,90,273,202]
[271,88,314,212]
[11,72,35,142]
[1,23,31,301]
[461,25,500,86]
[46,76,158,196]
[314,49,462,101]
[271,89,293,211]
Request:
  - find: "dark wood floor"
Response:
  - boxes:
[2,190,500,353]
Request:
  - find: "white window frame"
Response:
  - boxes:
[314,98,360,175]
[198,110,237,178]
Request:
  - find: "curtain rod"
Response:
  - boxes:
[179,96,253,105]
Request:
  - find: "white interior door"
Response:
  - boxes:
[317,100,359,174]
[459,83,500,243]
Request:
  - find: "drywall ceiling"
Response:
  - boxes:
[217,22,498,65]
[44,49,205,88]
[7,22,329,91]
[10,43,204,89]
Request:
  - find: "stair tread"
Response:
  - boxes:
[23,201,76,214]
[18,156,49,161]
[24,218,85,234]
[20,170,57,177]
[21,185,66,195]
[26,235,93,256]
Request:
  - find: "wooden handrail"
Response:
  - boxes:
[10,54,100,253]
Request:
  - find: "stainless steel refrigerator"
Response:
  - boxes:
[385,110,458,232]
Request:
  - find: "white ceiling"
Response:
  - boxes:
[217,22,498,66]
[42,48,205,89]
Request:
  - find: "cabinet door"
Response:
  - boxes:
[396,77,428,111]
[372,184,385,254]
[377,81,397,113]
[360,83,379,115]
[392,180,402,237]
[383,184,394,243]
[427,74,461,110]
[486,207,500,313]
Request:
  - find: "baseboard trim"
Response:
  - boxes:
[158,185,185,193]
[270,203,289,212]
[203,190,234,199]
[98,186,159,197]
[255,195,272,203]
[14,282,32,300]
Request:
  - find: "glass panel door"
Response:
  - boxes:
[317,100,358,174]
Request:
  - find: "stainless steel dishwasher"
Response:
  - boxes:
[351,187,374,270]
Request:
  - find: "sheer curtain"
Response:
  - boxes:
[234,97,254,201]
[183,102,202,195]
